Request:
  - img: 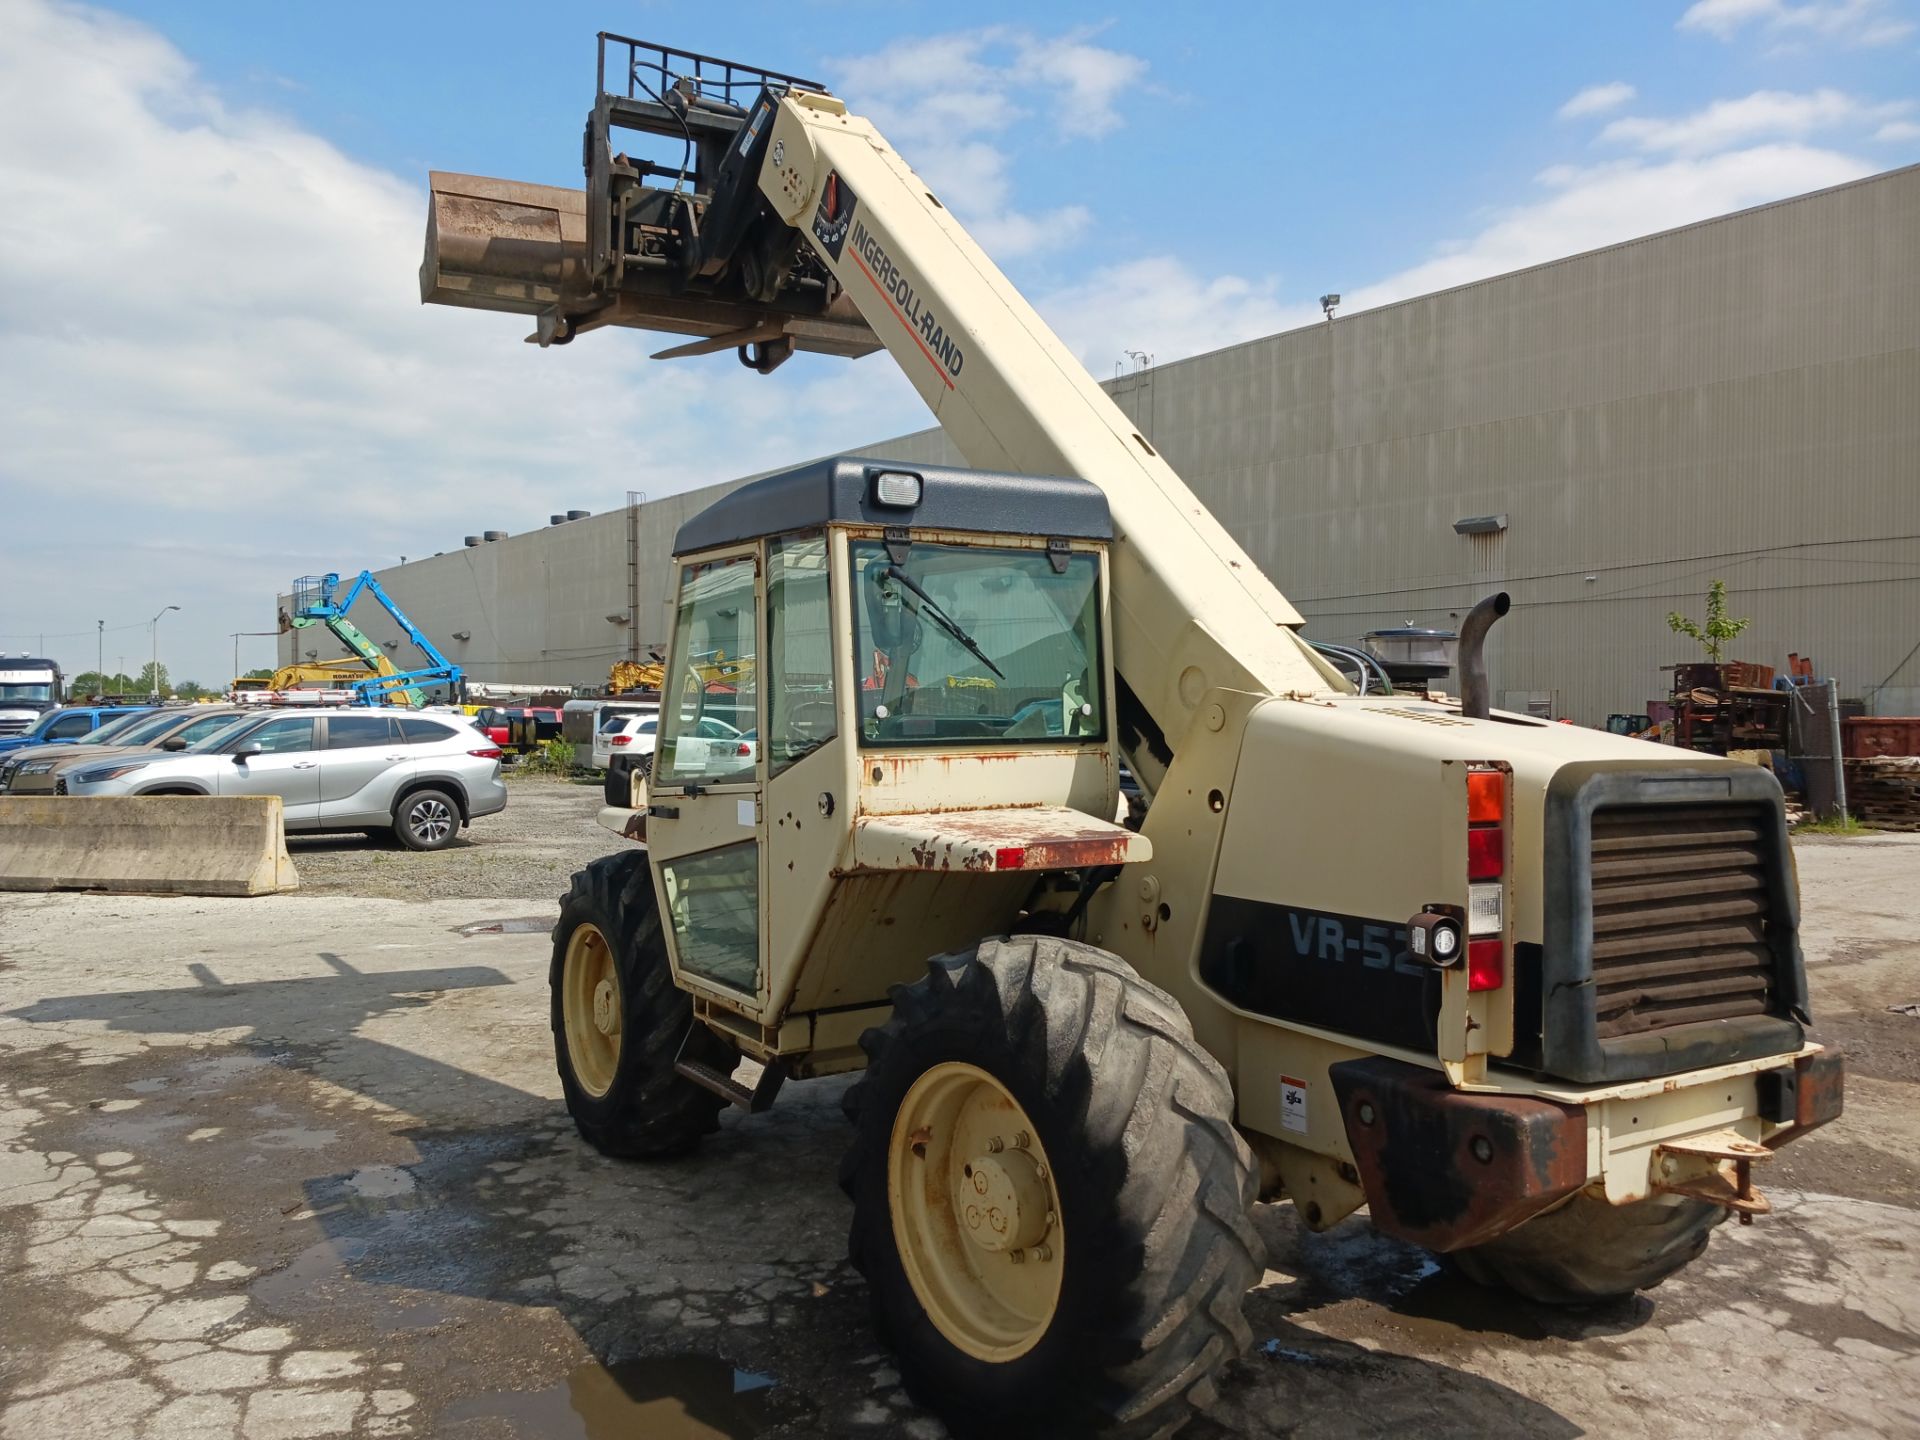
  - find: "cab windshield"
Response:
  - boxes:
[851,540,1103,746]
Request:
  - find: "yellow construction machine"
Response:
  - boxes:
[422,36,1842,1437]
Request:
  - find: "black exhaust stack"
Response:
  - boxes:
[1458,592,1511,720]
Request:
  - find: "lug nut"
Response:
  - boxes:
[1033,1244,1053,1262]
[1009,1249,1025,1264]
[986,1136,1005,1153]
[1013,1131,1031,1149]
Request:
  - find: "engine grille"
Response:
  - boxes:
[54,777,68,796]
[0,718,30,736]
[1587,802,1777,1039]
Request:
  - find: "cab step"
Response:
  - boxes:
[675,1054,788,1112]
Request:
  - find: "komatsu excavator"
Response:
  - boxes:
[421,36,1842,1437]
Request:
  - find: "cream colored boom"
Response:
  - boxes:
[759,93,1337,791]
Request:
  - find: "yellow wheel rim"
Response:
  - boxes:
[888,1062,1064,1362]
[562,923,622,1098]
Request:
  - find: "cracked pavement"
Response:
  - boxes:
[0,820,1916,1438]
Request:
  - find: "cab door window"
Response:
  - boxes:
[766,535,835,775]
[656,556,759,786]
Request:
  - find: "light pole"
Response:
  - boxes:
[96,621,104,697]
[149,605,180,701]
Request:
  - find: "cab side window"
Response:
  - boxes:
[325,714,397,749]
[656,556,759,786]
[47,714,95,739]
[239,718,317,754]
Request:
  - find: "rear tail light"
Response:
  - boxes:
[469,747,503,759]
[736,742,752,755]
[1467,939,1506,992]
[1465,765,1507,991]
[609,735,632,746]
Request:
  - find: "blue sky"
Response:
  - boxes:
[2,0,1916,684]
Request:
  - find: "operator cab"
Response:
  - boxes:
[641,456,1132,1033]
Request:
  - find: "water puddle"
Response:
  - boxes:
[441,1355,777,1438]
[252,1234,373,1313]
[456,916,553,937]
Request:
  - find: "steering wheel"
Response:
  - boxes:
[787,700,836,739]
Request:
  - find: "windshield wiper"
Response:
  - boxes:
[883,566,1005,681]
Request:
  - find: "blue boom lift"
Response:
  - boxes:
[289,572,464,707]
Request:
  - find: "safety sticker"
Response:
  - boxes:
[1280,1075,1308,1135]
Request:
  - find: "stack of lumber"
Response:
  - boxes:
[1846,757,1920,830]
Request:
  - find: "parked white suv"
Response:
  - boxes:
[62,708,507,851]
[593,706,659,805]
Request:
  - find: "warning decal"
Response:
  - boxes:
[1280,1075,1308,1135]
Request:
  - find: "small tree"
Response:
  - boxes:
[174,680,207,701]
[243,668,276,681]
[1667,579,1751,664]
[136,662,171,697]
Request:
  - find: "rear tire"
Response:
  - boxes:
[1447,1191,1725,1304]
[550,851,733,1158]
[394,788,460,851]
[841,935,1262,1438]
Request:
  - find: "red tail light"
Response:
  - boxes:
[1465,765,1507,990]
[1467,939,1506,992]
[609,735,631,746]
[736,742,752,755]
[469,747,503,759]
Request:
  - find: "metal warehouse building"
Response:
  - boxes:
[284,164,1920,721]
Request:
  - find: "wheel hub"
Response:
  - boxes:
[956,1150,1051,1255]
[592,978,619,1036]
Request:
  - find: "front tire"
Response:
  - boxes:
[550,851,733,1158]
[841,936,1261,1438]
[1447,1191,1725,1304]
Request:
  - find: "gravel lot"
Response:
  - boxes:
[287,775,614,903]
[1,806,1916,1438]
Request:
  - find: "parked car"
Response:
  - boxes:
[1,706,258,796]
[0,704,153,756]
[0,708,178,791]
[594,707,660,804]
[62,709,507,851]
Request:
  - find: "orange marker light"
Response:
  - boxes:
[1467,769,1504,824]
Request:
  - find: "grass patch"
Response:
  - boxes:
[1796,813,1872,836]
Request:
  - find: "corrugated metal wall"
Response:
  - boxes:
[290,164,1920,718]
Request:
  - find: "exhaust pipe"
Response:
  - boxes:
[1458,592,1511,720]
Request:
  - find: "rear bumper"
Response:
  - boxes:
[467,778,509,819]
[1331,1046,1843,1251]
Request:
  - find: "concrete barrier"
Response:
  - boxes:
[0,796,299,897]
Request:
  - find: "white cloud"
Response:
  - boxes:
[1030,141,1876,376]
[1678,0,1915,46]
[1034,257,1317,375]
[1876,119,1920,141]
[829,26,1146,257]
[1598,88,1894,153]
[1559,82,1638,119]
[0,0,922,684]
[1345,144,1873,309]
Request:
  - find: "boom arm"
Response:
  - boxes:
[751,93,1336,789]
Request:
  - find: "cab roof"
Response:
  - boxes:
[672,456,1112,556]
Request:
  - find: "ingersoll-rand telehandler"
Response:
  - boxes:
[420,36,1843,1436]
